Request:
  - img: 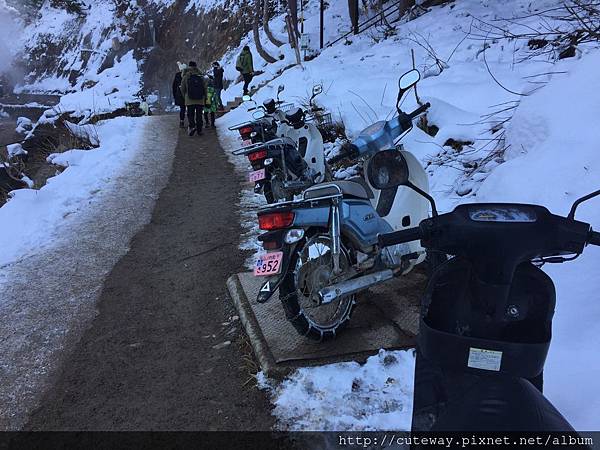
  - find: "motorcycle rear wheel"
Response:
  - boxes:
[279,231,355,341]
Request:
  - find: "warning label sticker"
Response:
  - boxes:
[467,347,502,371]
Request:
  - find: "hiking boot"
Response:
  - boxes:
[188,127,196,136]
[179,121,185,128]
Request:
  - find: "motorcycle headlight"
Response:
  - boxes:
[284,228,304,244]
[367,150,410,190]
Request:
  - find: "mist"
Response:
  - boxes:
[0,0,22,77]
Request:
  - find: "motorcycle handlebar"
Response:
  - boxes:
[407,102,431,120]
[589,230,600,246]
[378,226,423,247]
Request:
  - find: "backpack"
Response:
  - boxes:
[187,73,205,100]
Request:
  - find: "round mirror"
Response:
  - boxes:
[312,85,323,95]
[398,69,421,90]
[252,109,266,119]
[278,85,285,93]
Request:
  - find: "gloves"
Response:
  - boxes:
[398,112,412,131]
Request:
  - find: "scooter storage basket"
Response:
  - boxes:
[419,319,550,379]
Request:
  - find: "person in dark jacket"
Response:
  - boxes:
[236,46,254,95]
[180,61,206,136]
[212,61,224,111]
[172,62,186,127]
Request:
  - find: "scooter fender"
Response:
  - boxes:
[256,241,301,304]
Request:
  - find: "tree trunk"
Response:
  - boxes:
[264,0,285,47]
[348,0,359,34]
[254,0,277,63]
[287,0,299,35]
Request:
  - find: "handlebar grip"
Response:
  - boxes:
[408,102,431,120]
[589,231,600,246]
[378,227,423,247]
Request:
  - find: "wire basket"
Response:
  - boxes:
[314,112,333,127]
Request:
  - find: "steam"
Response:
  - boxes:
[0,0,22,75]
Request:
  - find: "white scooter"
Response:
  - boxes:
[234,85,331,203]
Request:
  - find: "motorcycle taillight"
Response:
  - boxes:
[249,150,267,161]
[240,126,253,135]
[258,211,295,230]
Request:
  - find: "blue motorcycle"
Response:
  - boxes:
[253,70,434,341]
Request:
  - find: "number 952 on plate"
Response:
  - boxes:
[254,251,283,276]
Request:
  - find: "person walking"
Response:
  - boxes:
[172,62,187,128]
[180,61,206,136]
[203,77,217,128]
[236,46,254,96]
[212,61,224,111]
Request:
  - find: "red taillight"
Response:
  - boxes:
[258,212,295,230]
[240,126,253,135]
[249,150,267,161]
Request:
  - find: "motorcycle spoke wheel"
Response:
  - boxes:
[293,234,354,330]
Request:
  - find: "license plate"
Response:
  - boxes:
[242,139,253,147]
[254,251,283,276]
[249,168,266,182]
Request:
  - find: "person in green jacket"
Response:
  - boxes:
[236,46,254,96]
[180,61,206,136]
[203,77,217,128]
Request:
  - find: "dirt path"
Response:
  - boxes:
[25,124,273,430]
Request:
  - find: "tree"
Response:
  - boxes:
[253,0,278,63]
[263,0,285,47]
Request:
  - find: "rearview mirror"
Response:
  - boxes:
[367,150,409,190]
[278,85,285,94]
[312,84,323,96]
[398,69,420,91]
[252,109,266,119]
[242,94,252,102]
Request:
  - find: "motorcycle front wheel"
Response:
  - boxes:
[279,230,356,341]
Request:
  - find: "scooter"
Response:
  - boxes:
[377,184,600,437]
[234,85,330,203]
[251,70,432,341]
[228,85,290,146]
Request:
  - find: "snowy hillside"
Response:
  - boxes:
[219,0,600,431]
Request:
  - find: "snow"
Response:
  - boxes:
[217,0,600,431]
[258,350,416,431]
[0,117,149,268]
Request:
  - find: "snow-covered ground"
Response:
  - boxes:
[0,115,177,429]
[218,0,600,431]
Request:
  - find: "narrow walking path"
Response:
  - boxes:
[25,122,273,430]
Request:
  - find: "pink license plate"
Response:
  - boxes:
[249,168,266,182]
[242,139,253,147]
[254,251,284,276]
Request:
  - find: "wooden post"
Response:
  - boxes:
[320,0,324,49]
[348,0,359,35]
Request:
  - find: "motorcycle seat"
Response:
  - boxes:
[304,180,371,200]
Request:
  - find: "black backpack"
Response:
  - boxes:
[187,74,205,100]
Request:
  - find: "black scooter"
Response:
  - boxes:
[376,163,599,437]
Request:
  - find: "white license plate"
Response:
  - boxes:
[254,251,283,276]
[249,168,266,182]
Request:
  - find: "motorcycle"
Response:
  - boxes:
[251,69,433,341]
[377,183,600,435]
[228,85,290,147]
[234,85,330,204]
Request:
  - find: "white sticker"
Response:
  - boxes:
[467,347,502,371]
